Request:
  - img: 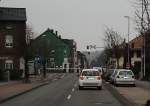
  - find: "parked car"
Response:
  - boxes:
[109,69,118,84]
[113,69,135,86]
[104,69,115,82]
[78,69,102,90]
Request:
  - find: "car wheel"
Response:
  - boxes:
[97,86,102,90]
[115,84,119,87]
[132,84,136,87]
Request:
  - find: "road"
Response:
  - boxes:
[0,73,122,106]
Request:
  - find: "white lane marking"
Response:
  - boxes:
[95,103,103,105]
[67,94,71,100]
[72,88,75,92]
[53,79,57,81]
[61,74,65,79]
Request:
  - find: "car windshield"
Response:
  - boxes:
[82,71,99,76]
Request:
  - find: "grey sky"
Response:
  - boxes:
[0,0,137,51]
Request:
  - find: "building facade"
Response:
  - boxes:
[28,28,76,72]
[0,7,26,80]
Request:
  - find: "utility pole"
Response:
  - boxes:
[42,34,47,78]
[24,39,30,83]
[141,0,146,79]
[124,16,130,69]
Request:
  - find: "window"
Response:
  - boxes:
[51,50,55,54]
[5,35,13,48]
[119,71,133,76]
[137,51,141,57]
[6,26,13,30]
[126,71,133,75]
[50,58,54,62]
[5,60,13,70]
[82,71,99,76]
[119,71,126,76]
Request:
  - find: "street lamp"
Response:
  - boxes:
[124,16,130,68]
[42,34,47,78]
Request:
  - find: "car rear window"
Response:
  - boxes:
[119,71,133,76]
[82,71,99,76]
[126,71,133,75]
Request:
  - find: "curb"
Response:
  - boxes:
[0,81,49,104]
[104,82,138,106]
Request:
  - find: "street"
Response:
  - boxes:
[0,73,122,106]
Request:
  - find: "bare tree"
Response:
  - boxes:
[134,0,150,80]
[134,0,150,33]
[104,27,124,68]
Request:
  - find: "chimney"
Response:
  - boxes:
[50,29,54,33]
[55,31,58,35]
[58,35,61,39]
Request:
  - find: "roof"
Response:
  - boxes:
[0,7,26,21]
[130,35,143,48]
[31,28,70,48]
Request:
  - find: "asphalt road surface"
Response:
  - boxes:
[1,73,122,106]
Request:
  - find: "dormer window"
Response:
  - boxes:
[5,35,13,48]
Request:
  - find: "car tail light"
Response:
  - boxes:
[117,76,120,78]
[132,76,135,78]
[80,76,84,80]
[97,76,101,80]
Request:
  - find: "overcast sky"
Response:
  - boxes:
[0,0,138,51]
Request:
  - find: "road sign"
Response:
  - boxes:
[126,63,130,69]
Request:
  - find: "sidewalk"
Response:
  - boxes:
[115,80,150,106]
[115,86,150,106]
[0,73,57,103]
[135,80,150,90]
[105,79,150,106]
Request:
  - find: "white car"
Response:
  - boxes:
[78,69,102,90]
[113,69,135,86]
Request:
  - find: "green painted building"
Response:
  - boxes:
[28,28,71,69]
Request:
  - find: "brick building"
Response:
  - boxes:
[0,7,26,80]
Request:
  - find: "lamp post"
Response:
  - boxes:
[124,16,130,68]
[42,34,47,78]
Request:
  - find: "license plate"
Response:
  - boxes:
[87,77,94,80]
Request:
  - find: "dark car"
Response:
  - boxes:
[104,69,115,82]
